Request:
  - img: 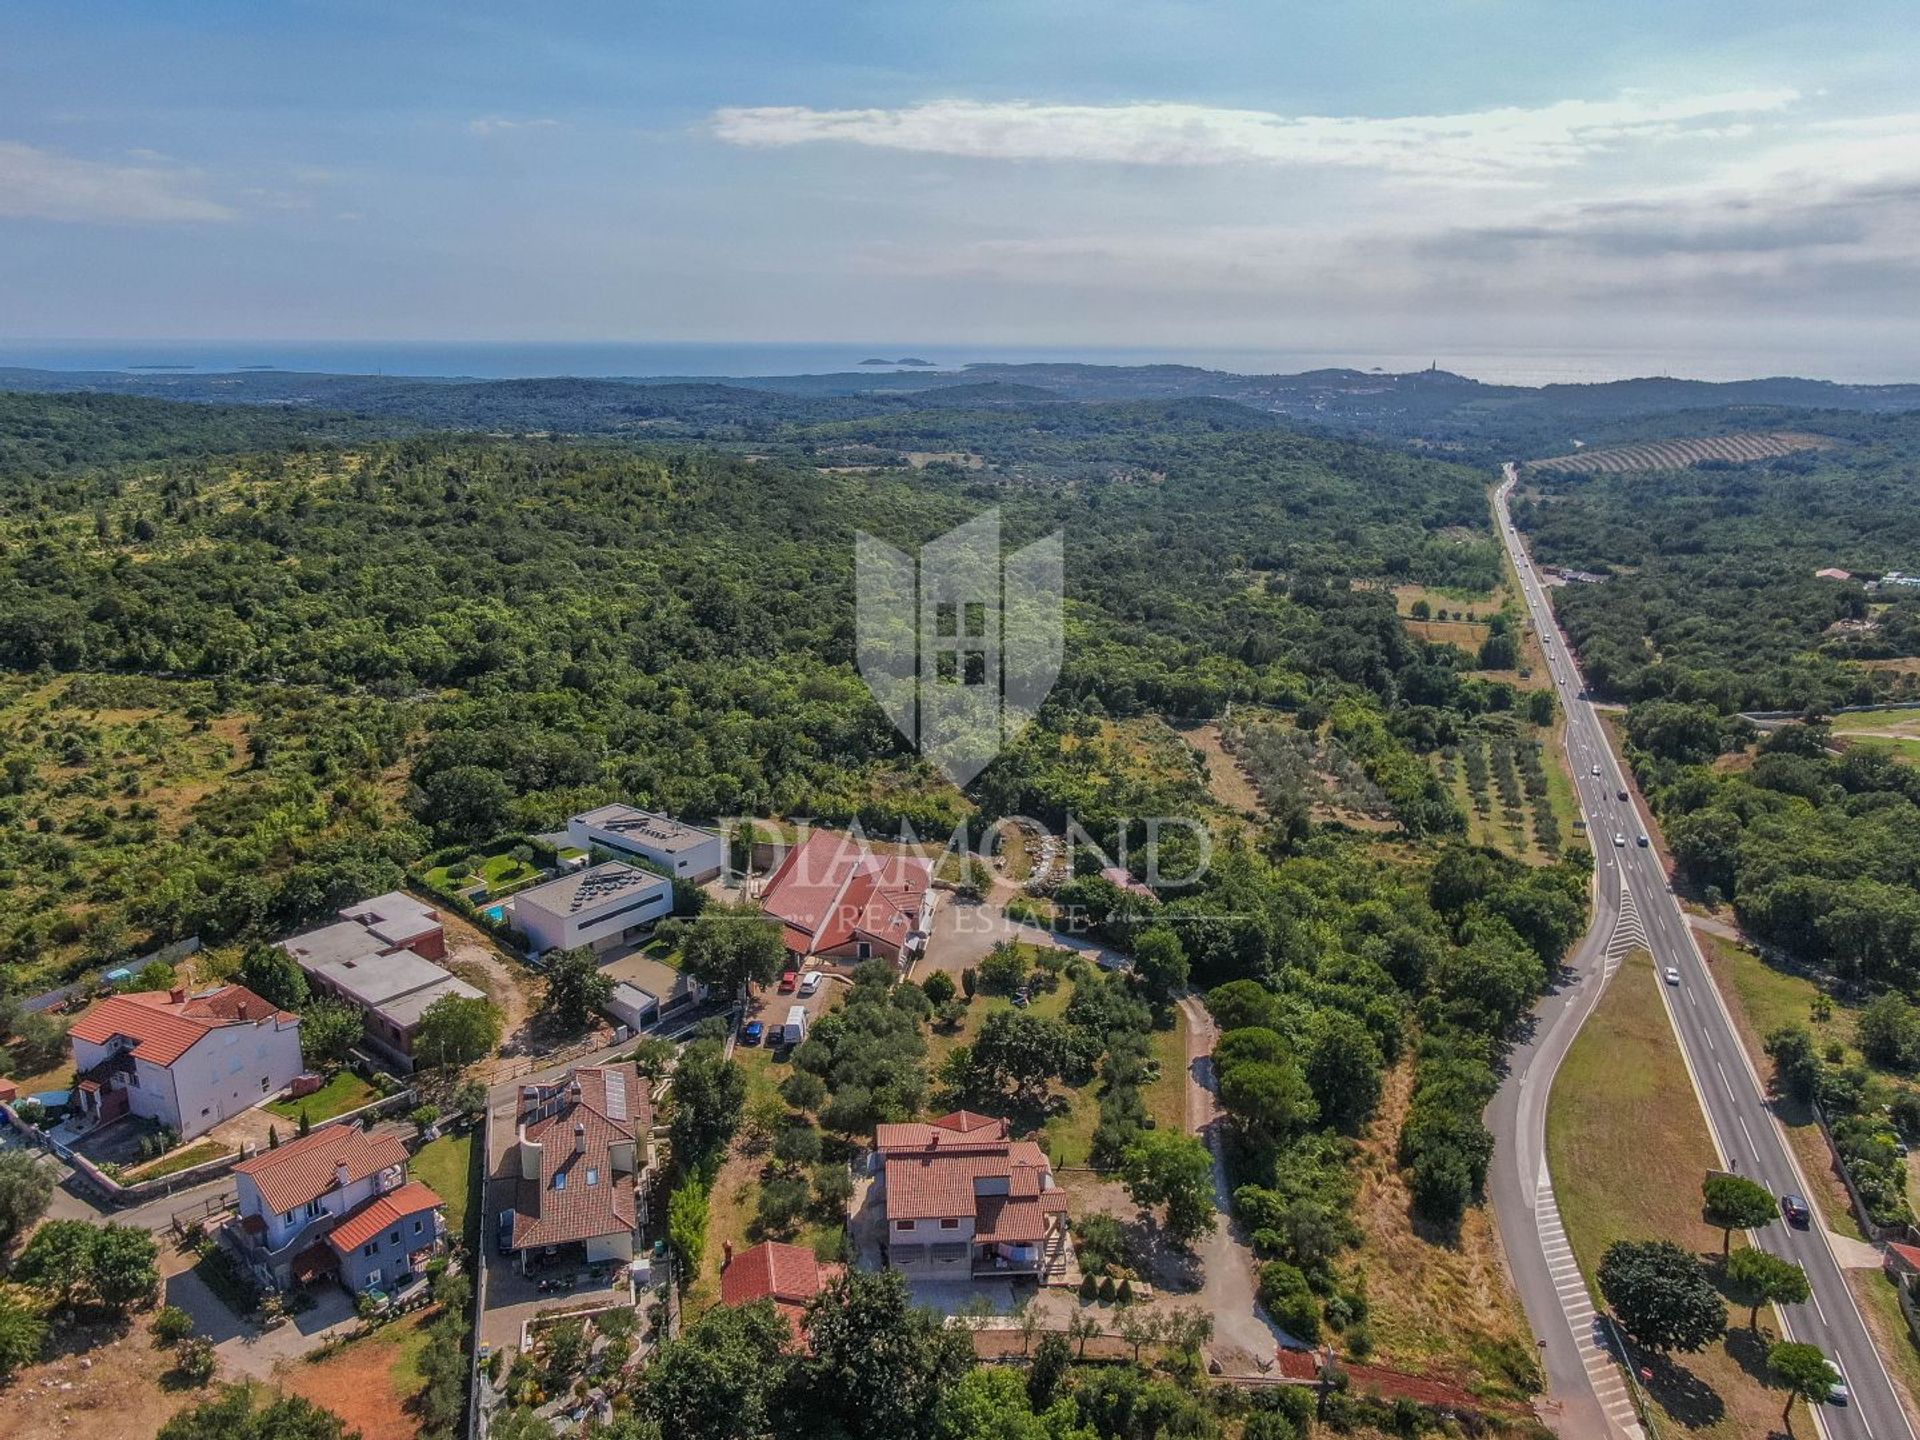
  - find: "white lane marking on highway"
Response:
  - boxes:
[1739,1116,1758,1158]
[1813,1290,1829,1325]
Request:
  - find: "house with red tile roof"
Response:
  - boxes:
[68,984,302,1140]
[504,1063,657,1272]
[759,829,934,967]
[230,1124,445,1292]
[874,1110,1070,1283]
[720,1239,841,1342]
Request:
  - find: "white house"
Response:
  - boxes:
[568,804,725,884]
[230,1124,446,1292]
[513,861,673,957]
[67,985,303,1141]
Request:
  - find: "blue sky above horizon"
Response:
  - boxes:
[4,1,1918,371]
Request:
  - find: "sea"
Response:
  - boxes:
[0,339,1913,387]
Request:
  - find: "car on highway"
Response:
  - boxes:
[1665,967,1680,985]
[1637,834,1650,847]
[1616,788,1629,801]
[1613,833,1626,847]
[1827,1362,1851,1406]
[1781,1194,1811,1227]
[1590,764,1601,777]
[740,1019,764,1046]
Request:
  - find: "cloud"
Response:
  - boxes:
[0,141,231,223]
[468,116,561,137]
[712,90,1800,179]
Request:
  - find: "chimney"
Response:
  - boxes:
[236,999,249,1021]
[722,1240,734,1270]
[574,1122,587,1155]
[169,987,187,1005]
[568,1080,583,1103]
[334,1158,351,1189]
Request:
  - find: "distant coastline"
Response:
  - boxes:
[2,339,1917,388]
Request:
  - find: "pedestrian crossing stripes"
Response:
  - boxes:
[1535,1160,1649,1440]
[1604,883,1649,968]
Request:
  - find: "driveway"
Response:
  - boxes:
[914,896,1122,983]
[1177,995,1295,1373]
[161,1249,357,1380]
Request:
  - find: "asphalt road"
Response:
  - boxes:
[1490,464,1915,1440]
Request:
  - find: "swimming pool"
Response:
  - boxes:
[483,904,507,924]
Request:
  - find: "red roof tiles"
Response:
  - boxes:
[68,985,293,1067]
[234,1125,409,1215]
[510,1064,655,1250]
[876,1110,1062,1225]
[760,830,930,958]
[327,1180,444,1253]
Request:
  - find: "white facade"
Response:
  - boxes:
[71,1008,303,1141]
[515,861,673,956]
[567,805,725,884]
[237,1160,398,1256]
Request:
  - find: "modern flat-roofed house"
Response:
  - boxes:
[504,1063,655,1272]
[513,861,672,957]
[759,829,933,968]
[280,895,484,1072]
[873,1110,1069,1283]
[568,804,725,885]
[231,1124,446,1293]
[68,984,301,1140]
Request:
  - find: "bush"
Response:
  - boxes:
[174,1335,217,1386]
[1097,1275,1117,1302]
[1079,1274,1098,1301]
[150,1304,194,1346]
[1257,1261,1321,1341]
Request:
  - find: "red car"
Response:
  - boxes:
[778,970,799,994]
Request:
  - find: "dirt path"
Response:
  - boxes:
[1177,994,1292,1373]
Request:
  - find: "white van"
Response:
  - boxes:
[782,1005,809,1046]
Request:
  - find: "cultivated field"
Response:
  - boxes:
[1528,431,1833,475]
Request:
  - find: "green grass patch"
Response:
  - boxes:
[125,1138,229,1180]
[1830,707,1920,733]
[411,1131,476,1247]
[266,1070,377,1122]
[1548,948,1812,1439]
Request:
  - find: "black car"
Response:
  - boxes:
[496,1208,516,1255]
[1781,1194,1811,1227]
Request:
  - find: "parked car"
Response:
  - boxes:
[798,970,822,996]
[496,1209,515,1256]
[778,970,798,993]
[1781,1194,1811,1227]
[740,1020,764,1046]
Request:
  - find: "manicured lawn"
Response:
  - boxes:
[266,1070,377,1122]
[1547,948,1811,1439]
[425,851,540,898]
[411,1131,476,1247]
[1831,707,1920,733]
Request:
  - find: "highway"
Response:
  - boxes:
[1489,462,1916,1440]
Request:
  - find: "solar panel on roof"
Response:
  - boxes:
[604,1072,627,1123]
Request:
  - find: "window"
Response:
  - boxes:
[586,1168,599,1187]
[894,1219,913,1233]
[553,1173,567,1191]
[306,1199,326,1219]
[938,1217,960,1230]
[388,1229,400,1244]
[413,1219,424,1234]
[362,1243,377,1258]
[260,1076,270,1092]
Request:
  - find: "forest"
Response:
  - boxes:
[1515,410,1920,713]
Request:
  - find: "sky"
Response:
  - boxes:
[3,1,1919,374]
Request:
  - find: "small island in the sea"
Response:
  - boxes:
[859,356,936,366]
